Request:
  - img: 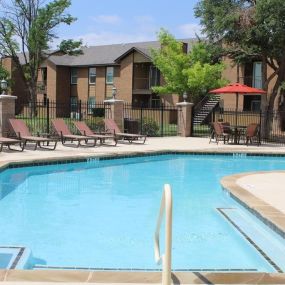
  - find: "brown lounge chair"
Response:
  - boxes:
[74,121,117,146]
[52,119,96,147]
[104,118,146,144]
[0,137,24,152]
[9,119,57,150]
[209,122,232,144]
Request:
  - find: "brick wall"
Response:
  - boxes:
[46,61,57,102]
[117,53,133,102]
[96,67,106,102]
[2,57,29,113]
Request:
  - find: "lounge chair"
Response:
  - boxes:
[209,122,232,144]
[104,119,146,144]
[74,121,117,146]
[51,119,96,147]
[9,119,57,150]
[0,137,24,152]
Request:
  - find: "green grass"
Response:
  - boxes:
[15,116,105,135]
[193,125,211,137]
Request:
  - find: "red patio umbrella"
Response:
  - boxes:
[209,83,266,142]
[209,83,266,111]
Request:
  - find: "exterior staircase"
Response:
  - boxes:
[193,95,220,125]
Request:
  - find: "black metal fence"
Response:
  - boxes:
[193,107,285,145]
[16,99,110,135]
[123,103,179,137]
[15,100,179,137]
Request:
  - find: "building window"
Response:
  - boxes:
[150,66,160,88]
[71,68,78,85]
[70,96,78,112]
[87,96,96,114]
[253,62,262,89]
[243,95,261,112]
[89,67,96,84]
[106,67,114,84]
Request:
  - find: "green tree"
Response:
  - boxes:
[0,0,82,115]
[195,0,285,111]
[151,29,227,102]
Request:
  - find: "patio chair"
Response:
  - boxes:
[9,119,57,150]
[0,137,24,152]
[51,119,96,147]
[104,119,146,144]
[74,121,117,146]
[244,123,260,146]
[209,122,232,144]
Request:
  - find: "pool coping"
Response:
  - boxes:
[1,150,285,284]
[221,170,285,239]
[2,149,285,171]
[0,269,285,284]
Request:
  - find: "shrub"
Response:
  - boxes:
[142,117,159,136]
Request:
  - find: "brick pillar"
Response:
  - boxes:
[104,99,124,131]
[0,95,17,136]
[176,102,194,137]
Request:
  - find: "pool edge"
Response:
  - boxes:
[0,269,285,284]
[221,170,285,239]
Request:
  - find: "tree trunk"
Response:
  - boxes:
[264,60,285,139]
[28,82,38,118]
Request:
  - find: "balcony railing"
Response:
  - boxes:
[133,77,150,90]
[133,77,160,90]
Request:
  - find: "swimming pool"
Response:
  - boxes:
[0,154,285,271]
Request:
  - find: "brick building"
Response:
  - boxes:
[1,40,194,114]
[1,39,272,115]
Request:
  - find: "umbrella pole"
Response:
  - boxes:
[235,93,239,143]
[235,93,238,128]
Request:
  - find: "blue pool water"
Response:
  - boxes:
[0,154,285,271]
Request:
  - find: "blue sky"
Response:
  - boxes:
[55,0,201,46]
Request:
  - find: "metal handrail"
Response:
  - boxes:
[154,184,172,285]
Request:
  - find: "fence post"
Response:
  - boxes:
[0,94,17,136]
[140,104,143,134]
[190,106,195,137]
[46,98,50,134]
[79,100,82,121]
[161,104,164,137]
[104,98,124,131]
[259,110,262,144]
[176,102,194,137]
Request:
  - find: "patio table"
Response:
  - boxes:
[230,125,246,144]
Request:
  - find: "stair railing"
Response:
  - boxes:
[154,184,173,285]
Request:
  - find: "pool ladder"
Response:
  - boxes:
[154,184,173,285]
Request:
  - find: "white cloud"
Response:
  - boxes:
[74,32,156,46]
[133,15,157,34]
[92,15,121,24]
[178,23,202,38]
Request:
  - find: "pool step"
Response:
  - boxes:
[0,246,31,269]
[218,208,285,273]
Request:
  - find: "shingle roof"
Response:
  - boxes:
[47,39,195,67]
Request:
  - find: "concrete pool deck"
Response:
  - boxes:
[1,137,285,166]
[1,137,285,284]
